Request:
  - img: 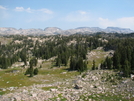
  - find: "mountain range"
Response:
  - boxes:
[0,27,133,35]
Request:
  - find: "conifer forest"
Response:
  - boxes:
[0,33,134,100]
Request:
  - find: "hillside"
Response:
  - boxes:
[0,27,133,35]
[0,34,134,100]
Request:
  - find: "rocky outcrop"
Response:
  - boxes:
[0,70,134,101]
[105,27,133,33]
[0,27,133,36]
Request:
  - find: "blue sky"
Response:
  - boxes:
[0,0,134,30]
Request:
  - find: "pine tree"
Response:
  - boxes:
[92,60,96,70]
[113,52,121,70]
[126,46,132,62]
[20,49,27,66]
[25,68,30,75]
[83,61,87,71]
[106,57,112,69]
[56,54,61,67]
[29,67,33,77]
[100,62,105,70]
[29,57,38,67]
[77,57,84,72]
[34,68,38,75]
[25,57,38,77]
[131,50,134,71]
[123,60,131,77]
[69,56,77,70]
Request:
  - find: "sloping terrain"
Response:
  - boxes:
[0,27,134,35]
[0,49,133,101]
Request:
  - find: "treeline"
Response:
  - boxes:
[1,33,134,76]
[101,38,134,77]
[0,42,22,69]
[0,34,106,72]
[53,35,105,71]
[0,35,36,69]
[70,56,87,72]
[95,32,134,38]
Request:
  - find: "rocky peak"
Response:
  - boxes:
[0,27,134,35]
[105,27,133,33]
[43,27,62,35]
[44,27,62,31]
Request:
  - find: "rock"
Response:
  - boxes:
[1,70,133,100]
[131,74,134,80]
[32,93,37,97]
[2,88,6,91]
[98,87,102,91]
[56,97,60,101]
[50,88,57,92]
[10,97,16,101]
[89,99,92,101]
[8,87,15,91]
[22,89,28,93]
[74,84,82,89]
[90,85,94,88]
[13,95,21,101]
[61,72,67,74]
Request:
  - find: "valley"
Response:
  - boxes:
[0,33,134,101]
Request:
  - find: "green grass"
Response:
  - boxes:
[49,94,67,101]
[0,69,36,88]
[0,91,6,95]
[0,48,108,96]
[87,49,107,69]
[0,68,39,95]
[38,65,79,84]
[0,60,79,95]
[42,86,57,91]
[0,48,106,89]
[39,61,79,77]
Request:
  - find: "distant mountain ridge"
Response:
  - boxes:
[0,27,133,35]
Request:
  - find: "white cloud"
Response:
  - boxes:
[0,5,7,10]
[26,7,33,13]
[117,17,134,29]
[15,7,24,12]
[0,5,10,19]
[13,7,54,23]
[117,17,134,23]
[15,7,33,13]
[98,17,134,30]
[0,6,54,23]
[65,11,90,22]
[14,7,53,14]
[38,9,53,14]
[98,17,115,28]
[79,10,87,15]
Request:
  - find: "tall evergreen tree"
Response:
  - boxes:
[70,56,77,70]
[55,54,61,67]
[92,60,96,70]
[131,50,134,71]
[25,57,38,77]
[123,60,131,77]
[113,52,121,70]
[77,57,84,72]
[34,68,38,75]
[106,57,112,69]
